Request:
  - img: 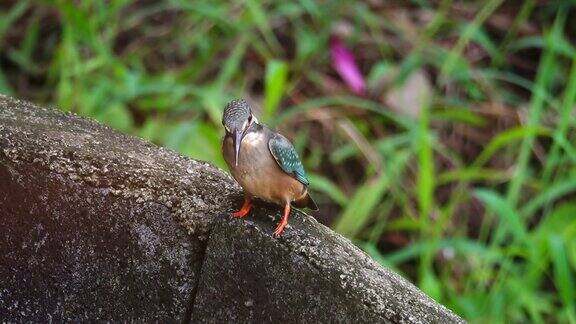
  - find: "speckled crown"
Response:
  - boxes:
[223,99,251,129]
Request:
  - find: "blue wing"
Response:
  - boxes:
[268,133,310,186]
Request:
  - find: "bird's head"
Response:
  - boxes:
[222,99,259,166]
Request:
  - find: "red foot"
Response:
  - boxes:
[273,203,291,237]
[232,199,252,218]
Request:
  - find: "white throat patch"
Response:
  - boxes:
[242,131,264,146]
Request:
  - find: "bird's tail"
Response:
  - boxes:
[293,192,319,211]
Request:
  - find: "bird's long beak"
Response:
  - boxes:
[233,128,243,167]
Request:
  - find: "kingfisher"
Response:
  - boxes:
[222,99,318,237]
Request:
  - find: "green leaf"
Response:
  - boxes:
[294,24,325,64]
[6,14,41,74]
[506,10,565,207]
[439,0,504,82]
[307,174,348,207]
[138,118,167,142]
[421,269,443,301]
[385,237,503,265]
[431,107,487,126]
[438,168,510,185]
[366,61,392,89]
[475,189,527,244]
[521,178,576,219]
[534,203,576,244]
[165,121,226,169]
[472,126,551,168]
[245,0,281,53]
[93,103,134,132]
[273,95,414,129]
[416,97,434,219]
[215,38,248,89]
[548,236,575,316]
[0,70,13,95]
[333,173,389,238]
[263,60,289,123]
[543,49,576,182]
[0,0,29,42]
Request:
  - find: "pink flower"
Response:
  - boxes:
[330,36,366,95]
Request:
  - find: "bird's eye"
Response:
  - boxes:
[248,115,253,123]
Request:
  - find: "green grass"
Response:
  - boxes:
[1,1,576,322]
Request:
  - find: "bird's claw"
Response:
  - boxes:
[273,222,287,237]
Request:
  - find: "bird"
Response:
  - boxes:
[222,98,318,237]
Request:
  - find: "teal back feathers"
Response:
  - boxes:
[268,133,310,186]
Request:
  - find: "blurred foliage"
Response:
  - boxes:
[1,0,576,322]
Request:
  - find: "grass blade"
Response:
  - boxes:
[333,173,389,238]
[548,236,575,319]
[542,54,576,182]
[506,10,565,207]
[475,189,527,244]
[520,178,576,219]
[263,59,289,123]
[307,174,348,207]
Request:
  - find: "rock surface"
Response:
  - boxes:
[0,94,464,323]
[0,162,200,321]
[193,209,459,323]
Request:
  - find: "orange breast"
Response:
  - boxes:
[223,133,305,205]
